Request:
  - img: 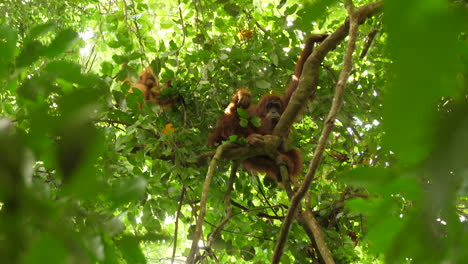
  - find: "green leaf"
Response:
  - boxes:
[187,225,196,240]
[103,237,120,264]
[150,58,162,76]
[237,108,249,118]
[117,237,147,264]
[111,177,147,206]
[225,240,238,255]
[160,20,173,29]
[169,40,178,50]
[0,25,18,69]
[367,216,404,254]
[240,118,248,128]
[17,77,49,100]
[43,29,79,58]
[339,167,393,188]
[16,40,45,68]
[108,40,123,48]
[26,23,55,42]
[101,61,114,76]
[142,207,162,231]
[128,52,143,61]
[241,245,255,261]
[256,79,271,89]
[345,197,379,214]
[214,17,225,28]
[384,0,463,167]
[284,4,298,16]
[23,234,67,264]
[251,116,262,127]
[224,3,240,17]
[112,54,127,64]
[193,34,205,44]
[270,52,279,66]
[219,53,229,60]
[44,61,83,84]
[212,235,226,250]
[294,0,335,31]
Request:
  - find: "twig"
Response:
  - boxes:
[207,162,238,248]
[171,187,186,264]
[347,119,363,141]
[174,0,187,69]
[180,96,188,128]
[279,165,294,198]
[230,200,285,220]
[95,119,158,137]
[359,29,378,59]
[186,143,228,264]
[83,44,96,71]
[122,0,133,46]
[86,52,98,73]
[128,0,148,64]
[243,9,267,34]
[271,1,364,263]
[252,174,281,219]
[321,64,338,84]
[204,219,274,241]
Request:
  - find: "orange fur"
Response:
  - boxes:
[209,34,329,186]
[126,67,177,110]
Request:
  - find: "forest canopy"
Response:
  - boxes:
[0,0,466,263]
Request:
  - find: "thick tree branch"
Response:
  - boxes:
[198,135,283,165]
[187,3,383,264]
[271,1,378,263]
[273,0,384,137]
[298,209,331,263]
[198,2,383,166]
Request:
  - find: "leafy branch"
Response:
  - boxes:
[271,1,383,263]
[95,119,158,137]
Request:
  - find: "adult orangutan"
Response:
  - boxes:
[209,34,328,185]
[126,67,177,110]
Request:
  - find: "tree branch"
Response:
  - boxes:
[173,0,187,69]
[95,119,158,137]
[198,135,283,166]
[273,0,384,137]
[187,143,228,264]
[297,208,330,263]
[243,9,267,34]
[171,187,186,264]
[230,200,286,220]
[360,29,378,59]
[207,162,238,248]
[271,1,378,263]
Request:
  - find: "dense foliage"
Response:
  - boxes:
[0,0,466,263]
